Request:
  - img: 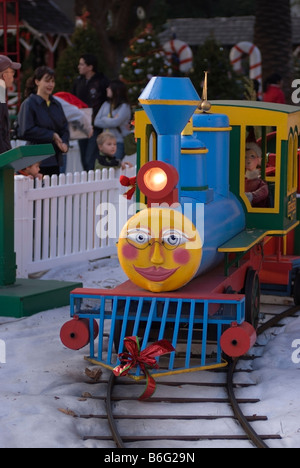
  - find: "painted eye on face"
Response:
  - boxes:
[127,228,151,248]
[161,229,190,250]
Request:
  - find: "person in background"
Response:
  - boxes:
[72,54,109,171]
[17,66,69,177]
[245,142,269,208]
[94,79,131,161]
[53,92,94,173]
[95,131,132,171]
[0,55,21,154]
[53,92,93,140]
[16,161,43,180]
[263,73,286,104]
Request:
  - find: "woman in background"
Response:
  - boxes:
[17,66,69,176]
[94,79,131,161]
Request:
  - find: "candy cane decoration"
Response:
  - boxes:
[230,41,262,98]
[163,39,193,73]
[293,45,300,58]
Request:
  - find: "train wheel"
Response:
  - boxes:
[293,271,300,305]
[244,268,260,328]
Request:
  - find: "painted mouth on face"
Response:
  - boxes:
[134,265,179,282]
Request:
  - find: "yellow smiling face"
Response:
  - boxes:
[118,207,202,292]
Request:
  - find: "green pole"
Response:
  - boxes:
[0,145,83,318]
[0,167,16,286]
[0,144,55,287]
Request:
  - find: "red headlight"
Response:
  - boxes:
[137,161,179,205]
[143,167,168,192]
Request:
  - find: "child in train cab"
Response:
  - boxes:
[15,161,43,180]
[95,131,133,171]
[245,142,269,207]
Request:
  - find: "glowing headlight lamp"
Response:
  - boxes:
[137,160,179,207]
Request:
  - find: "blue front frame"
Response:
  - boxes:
[70,290,245,376]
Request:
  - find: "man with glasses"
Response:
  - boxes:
[0,55,21,154]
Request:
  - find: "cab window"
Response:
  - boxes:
[242,126,276,210]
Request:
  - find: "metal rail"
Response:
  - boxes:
[226,303,300,449]
[106,373,125,448]
[104,304,300,448]
[226,358,269,448]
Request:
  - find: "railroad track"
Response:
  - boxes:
[61,301,300,448]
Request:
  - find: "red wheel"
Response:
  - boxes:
[60,317,99,350]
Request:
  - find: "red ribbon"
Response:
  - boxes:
[119,175,136,200]
[113,336,175,400]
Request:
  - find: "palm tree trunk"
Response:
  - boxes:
[75,0,155,77]
[254,0,293,102]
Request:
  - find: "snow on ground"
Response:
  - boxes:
[0,256,300,448]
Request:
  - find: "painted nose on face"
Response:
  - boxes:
[150,241,164,265]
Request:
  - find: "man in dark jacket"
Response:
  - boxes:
[0,55,21,154]
[72,54,109,171]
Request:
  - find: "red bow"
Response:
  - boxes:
[113,336,175,400]
[119,175,136,200]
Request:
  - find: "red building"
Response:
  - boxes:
[0,0,74,110]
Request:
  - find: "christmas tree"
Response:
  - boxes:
[189,36,244,100]
[120,24,169,107]
[55,23,106,93]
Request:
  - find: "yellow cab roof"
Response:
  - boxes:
[210,100,300,135]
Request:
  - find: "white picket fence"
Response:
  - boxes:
[14,167,136,277]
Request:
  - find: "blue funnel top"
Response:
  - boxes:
[139,77,200,135]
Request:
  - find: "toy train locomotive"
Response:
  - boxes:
[60,76,300,380]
